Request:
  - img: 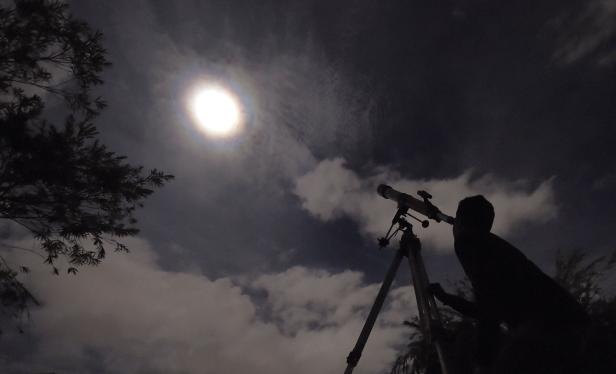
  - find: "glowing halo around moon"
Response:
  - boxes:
[189,85,243,137]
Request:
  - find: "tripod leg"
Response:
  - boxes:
[414,252,441,320]
[406,241,457,374]
[344,248,405,374]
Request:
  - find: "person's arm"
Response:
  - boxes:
[429,283,480,319]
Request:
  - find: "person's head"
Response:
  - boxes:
[454,195,494,237]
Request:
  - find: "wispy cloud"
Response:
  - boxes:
[97,0,372,188]
[552,0,616,66]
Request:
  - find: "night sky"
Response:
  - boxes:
[2,1,616,373]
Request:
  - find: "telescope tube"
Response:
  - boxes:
[377,184,454,224]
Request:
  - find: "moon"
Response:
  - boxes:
[190,85,242,137]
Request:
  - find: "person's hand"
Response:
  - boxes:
[428,283,447,301]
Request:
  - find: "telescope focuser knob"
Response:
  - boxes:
[406,212,430,229]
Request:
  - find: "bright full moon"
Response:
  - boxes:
[190,86,242,137]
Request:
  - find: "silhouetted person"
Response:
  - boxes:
[430,196,588,372]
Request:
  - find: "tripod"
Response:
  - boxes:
[343,207,455,374]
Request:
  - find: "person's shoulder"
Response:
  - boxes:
[487,233,519,250]
[456,232,502,248]
[486,233,529,259]
[454,232,492,260]
[487,234,553,279]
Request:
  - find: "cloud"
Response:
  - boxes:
[1,238,414,374]
[552,0,616,66]
[592,171,616,191]
[294,158,557,251]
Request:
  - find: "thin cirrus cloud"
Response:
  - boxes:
[552,0,616,66]
[1,237,415,374]
[294,158,558,251]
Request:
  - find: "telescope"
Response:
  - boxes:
[344,185,457,374]
[377,184,454,225]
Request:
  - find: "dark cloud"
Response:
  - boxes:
[552,0,616,66]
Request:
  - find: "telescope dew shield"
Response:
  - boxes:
[377,184,454,225]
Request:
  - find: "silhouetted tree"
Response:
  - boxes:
[0,0,173,329]
[391,250,616,374]
[390,279,476,374]
[554,249,616,310]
